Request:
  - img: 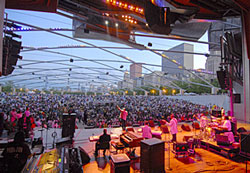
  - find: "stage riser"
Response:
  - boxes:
[200,140,239,159]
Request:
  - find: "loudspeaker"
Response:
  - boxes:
[79,147,90,165]
[181,124,191,131]
[240,132,250,158]
[173,142,188,152]
[217,70,227,89]
[233,94,241,103]
[110,154,130,173]
[62,114,76,138]
[140,138,164,173]
[237,127,247,133]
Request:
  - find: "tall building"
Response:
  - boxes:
[144,71,169,87]
[162,43,194,76]
[130,63,142,79]
[205,50,221,75]
[118,71,133,89]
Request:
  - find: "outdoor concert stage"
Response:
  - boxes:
[25,122,250,173]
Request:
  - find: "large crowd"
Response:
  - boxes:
[0,93,216,137]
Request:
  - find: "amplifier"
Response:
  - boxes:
[173,142,188,152]
[110,154,130,173]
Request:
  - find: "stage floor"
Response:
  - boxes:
[74,127,250,173]
[1,121,250,173]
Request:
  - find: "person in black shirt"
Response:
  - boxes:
[2,131,31,173]
[94,129,111,157]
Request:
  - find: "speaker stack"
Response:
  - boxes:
[216,70,228,89]
[140,138,165,173]
[62,113,76,138]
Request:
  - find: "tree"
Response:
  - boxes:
[2,81,14,93]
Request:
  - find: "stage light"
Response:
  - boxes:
[120,65,124,68]
[69,68,72,71]
[105,20,109,25]
[106,72,109,75]
[115,23,119,27]
[70,58,74,62]
[148,42,152,47]
[32,72,35,75]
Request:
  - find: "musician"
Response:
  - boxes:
[2,131,32,173]
[94,129,111,157]
[216,116,231,134]
[117,105,128,131]
[165,114,178,142]
[142,121,152,139]
[194,113,207,132]
[221,116,231,131]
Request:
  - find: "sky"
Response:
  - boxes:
[1,9,209,90]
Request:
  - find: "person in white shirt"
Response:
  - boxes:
[142,121,152,139]
[166,114,178,142]
[221,116,231,131]
[216,116,232,134]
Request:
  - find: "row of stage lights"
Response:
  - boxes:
[6,27,65,31]
[103,13,138,25]
[121,15,137,24]
[106,0,144,14]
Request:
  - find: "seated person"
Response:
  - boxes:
[2,131,32,173]
[216,116,231,134]
[142,122,152,139]
[94,129,111,156]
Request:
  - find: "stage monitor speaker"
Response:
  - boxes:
[216,70,227,89]
[192,122,200,130]
[237,127,247,133]
[233,94,241,103]
[181,124,191,131]
[140,138,164,173]
[79,147,90,165]
[240,132,250,158]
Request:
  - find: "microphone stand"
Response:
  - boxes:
[166,132,172,171]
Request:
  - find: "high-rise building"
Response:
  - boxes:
[162,43,194,76]
[205,50,221,75]
[130,63,142,79]
[118,71,133,89]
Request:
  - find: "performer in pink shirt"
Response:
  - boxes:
[117,105,128,130]
[142,121,152,139]
[166,114,178,142]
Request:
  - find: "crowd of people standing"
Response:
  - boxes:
[0,92,215,137]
